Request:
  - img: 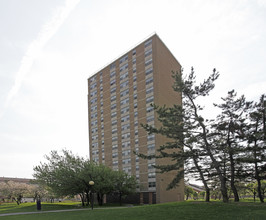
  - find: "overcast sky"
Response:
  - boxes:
[0,0,265,179]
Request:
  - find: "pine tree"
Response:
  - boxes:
[212,90,251,202]
[138,68,231,201]
[243,94,266,202]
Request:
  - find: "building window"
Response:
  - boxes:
[120,72,128,81]
[120,97,129,106]
[146,86,153,95]
[92,150,98,155]
[120,80,129,89]
[134,103,137,109]
[121,132,130,140]
[112,144,118,150]
[111,103,117,110]
[120,63,128,72]
[112,152,118,158]
[148,172,156,178]
[148,162,155,169]
[122,158,131,164]
[145,48,152,57]
[134,112,138,118]
[110,63,116,69]
[147,134,155,141]
[133,76,137,82]
[111,95,116,102]
[113,160,118,166]
[132,49,136,56]
[92,143,98,149]
[112,136,118,142]
[146,77,153,85]
[122,150,131,157]
[110,70,116,78]
[148,182,156,188]
[132,58,136,65]
[92,135,98,141]
[120,89,129,97]
[111,111,117,118]
[111,120,117,126]
[91,127,98,134]
[90,90,97,97]
[121,123,130,131]
[91,112,97,119]
[90,75,96,83]
[90,82,97,90]
[147,143,155,150]
[110,79,116,86]
[112,128,118,134]
[122,167,131,174]
[145,39,152,47]
[91,105,97,112]
[146,96,154,104]
[91,120,97,126]
[133,67,136,73]
[121,115,130,123]
[121,106,129,115]
[146,106,154,113]
[120,55,128,64]
[145,58,153,66]
[111,87,116,94]
[122,141,130,148]
[145,67,153,76]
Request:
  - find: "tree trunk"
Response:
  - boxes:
[190,97,228,202]
[205,188,210,202]
[229,153,239,202]
[97,193,103,206]
[79,193,85,207]
[85,191,90,206]
[119,192,122,206]
[192,153,210,202]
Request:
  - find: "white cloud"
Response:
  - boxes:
[1,0,80,119]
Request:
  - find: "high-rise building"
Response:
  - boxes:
[88,34,184,204]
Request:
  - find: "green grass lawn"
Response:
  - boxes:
[0,202,83,214]
[0,201,266,220]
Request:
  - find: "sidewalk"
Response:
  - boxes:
[0,206,131,217]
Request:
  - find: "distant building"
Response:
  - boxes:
[0,177,32,184]
[186,183,205,193]
[88,34,184,204]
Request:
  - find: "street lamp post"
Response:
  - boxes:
[89,180,94,210]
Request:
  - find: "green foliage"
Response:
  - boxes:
[184,186,194,200]
[138,66,266,203]
[113,171,137,205]
[33,150,136,206]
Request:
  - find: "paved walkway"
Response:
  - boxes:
[0,206,131,217]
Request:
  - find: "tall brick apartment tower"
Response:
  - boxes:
[88,34,184,203]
